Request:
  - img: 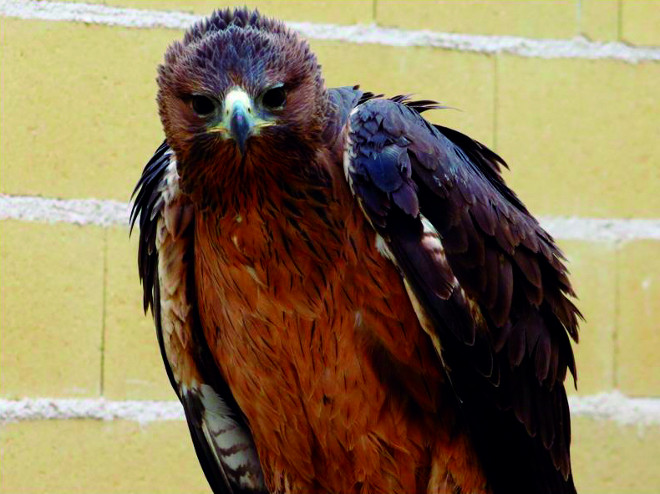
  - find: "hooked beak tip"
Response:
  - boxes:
[229,103,254,155]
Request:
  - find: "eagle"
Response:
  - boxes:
[131,8,580,494]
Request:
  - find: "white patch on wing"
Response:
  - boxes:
[376,216,459,362]
[420,214,459,291]
[375,234,396,263]
[421,216,436,236]
[403,279,448,370]
[196,384,265,489]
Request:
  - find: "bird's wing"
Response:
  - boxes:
[343,98,580,494]
[131,142,266,494]
[323,85,379,146]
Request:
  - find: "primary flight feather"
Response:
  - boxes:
[131,8,580,494]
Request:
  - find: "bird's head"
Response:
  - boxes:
[157,8,328,197]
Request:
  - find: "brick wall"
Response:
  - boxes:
[1,1,659,493]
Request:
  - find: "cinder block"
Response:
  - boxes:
[0,221,104,398]
[1,417,657,494]
[1,19,495,201]
[376,0,577,38]
[58,0,374,24]
[497,55,660,218]
[580,0,620,41]
[616,240,660,396]
[311,41,495,146]
[103,227,175,400]
[0,19,174,200]
[0,419,209,494]
[572,417,660,493]
[558,240,617,395]
[621,0,660,45]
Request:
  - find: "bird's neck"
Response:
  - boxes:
[194,145,354,258]
[192,159,363,323]
[180,135,337,212]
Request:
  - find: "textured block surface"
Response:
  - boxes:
[3,417,657,494]
[103,228,174,400]
[0,19,174,200]
[559,240,616,395]
[621,0,660,45]
[0,419,208,494]
[580,0,620,41]
[312,41,495,146]
[497,55,660,218]
[616,240,660,396]
[572,417,660,493]
[1,19,494,201]
[0,221,104,398]
[376,0,577,38]
[57,0,375,24]
[1,3,659,493]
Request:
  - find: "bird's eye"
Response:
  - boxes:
[191,95,216,117]
[262,86,286,109]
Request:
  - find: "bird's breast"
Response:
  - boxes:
[193,200,487,493]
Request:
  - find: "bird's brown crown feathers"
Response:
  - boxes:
[157,8,329,200]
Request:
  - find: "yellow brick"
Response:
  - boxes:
[497,56,660,218]
[621,0,660,45]
[0,221,104,397]
[572,417,660,493]
[580,0,620,41]
[376,0,577,38]
[617,240,660,396]
[103,227,175,400]
[0,19,175,200]
[559,240,616,395]
[1,19,494,201]
[311,41,495,145]
[0,420,208,494]
[58,0,374,24]
[2,419,658,494]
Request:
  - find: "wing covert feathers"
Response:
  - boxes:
[344,98,580,494]
[131,142,265,494]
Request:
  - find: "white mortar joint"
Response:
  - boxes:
[1,393,658,426]
[3,194,660,242]
[1,0,659,63]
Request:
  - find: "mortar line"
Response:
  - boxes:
[1,392,658,425]
[3,194,660,242]
[576,0,583,36]
[1,0,659,63]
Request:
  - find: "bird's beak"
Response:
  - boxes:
[228,102,254,155]
[216,88,256,155]
[208,88,274,154]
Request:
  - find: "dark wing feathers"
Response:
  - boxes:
[131,140,171,313]
[345,98,580,494]
[131,142,265,494]
[323,86,365,145]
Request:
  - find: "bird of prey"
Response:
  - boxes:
[131,8,580,494]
